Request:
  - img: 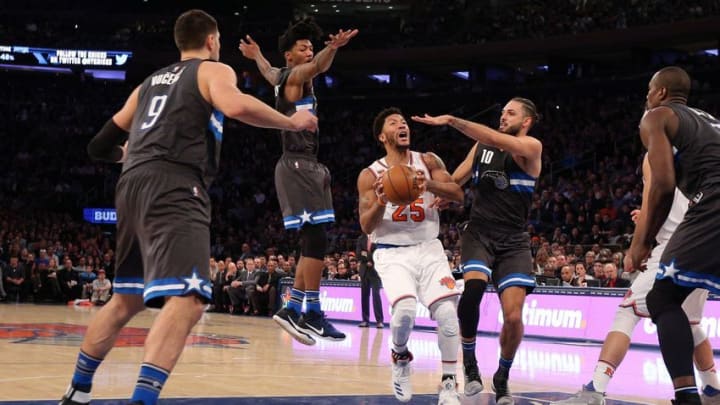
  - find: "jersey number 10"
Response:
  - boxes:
[480,149,494,164]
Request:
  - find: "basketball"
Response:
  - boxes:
[382,165,421,205]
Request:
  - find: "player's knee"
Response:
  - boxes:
[502,307,523,327]
[300,224,327,260]
[431,299,459,337]
[110,294,146,321]
[609,306,641,338]
[392,297,417,328]
[692,324,707,346]
[459,279,487,307]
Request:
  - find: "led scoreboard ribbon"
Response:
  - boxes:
[0,44,132,68]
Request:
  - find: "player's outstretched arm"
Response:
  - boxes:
[203,62,317,132]
[238,35,282,86]
[412,114,541,160]
[87,85,139,163]
[287,28,358,87]
[358,168,387,235]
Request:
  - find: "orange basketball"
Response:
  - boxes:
[382,165,421,206]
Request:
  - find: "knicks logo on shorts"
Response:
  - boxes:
[0,323,249,348]
[439,276,456,290]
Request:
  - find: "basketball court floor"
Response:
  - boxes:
[0,303,688,404]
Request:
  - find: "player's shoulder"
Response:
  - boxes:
[643,105,677,122]
[420,151,446,171]
[199,60,234,75]
[523,134,543,147]
[357,167,377,187]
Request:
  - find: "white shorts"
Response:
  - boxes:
[620,243,707,322]
[373,239,460,308]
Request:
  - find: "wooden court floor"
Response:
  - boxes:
[0,304,685,404]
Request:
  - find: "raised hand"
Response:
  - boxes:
[238,35,262,60]
[411,114,452,126]
[325,29,359,49]
[630,209,641,223]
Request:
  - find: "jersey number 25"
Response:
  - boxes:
[392,198,425,222]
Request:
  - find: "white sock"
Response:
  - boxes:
[591,361,615,393]
[442,361,457,376]
[698,365,720,389]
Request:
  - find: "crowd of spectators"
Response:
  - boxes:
[2,0,719,52]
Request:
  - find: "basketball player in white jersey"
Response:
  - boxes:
[357,107,464,404]
[554,152,720,405]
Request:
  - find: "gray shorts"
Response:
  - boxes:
[460,222,536,294]
[275,153,335,230]
[114,161,212,308]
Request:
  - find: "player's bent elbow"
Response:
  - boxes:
[86,139,103,160]
[359,219,375,236]
[224,102,249,121]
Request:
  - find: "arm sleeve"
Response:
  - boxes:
[87,119,129,162]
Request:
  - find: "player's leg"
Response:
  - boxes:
[60,294,146,405]
[272,158,342,344]
[294,224,346,341]
[492,285,527,405]
[647,277,697,404]
[418,239,462,404]
[374,245,420,402]
[390,297,417,403]
[651,195,720,404]
[684,289,720,402]
[552,305,641,405]
[554,266,658,405]
[128,174,213,405]
[60,179,146,405]
[131,294,205,405]
[492,232,536,405]
[457,224,492,396]
[432,298,461,405]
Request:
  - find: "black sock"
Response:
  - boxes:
[458,279,488,338]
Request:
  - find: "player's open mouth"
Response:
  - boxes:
[398,131,409,140]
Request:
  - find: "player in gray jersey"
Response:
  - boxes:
[239,19,357,345]
[413,98,542,405]
[626,66,720,405]
[60,10,316,405]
